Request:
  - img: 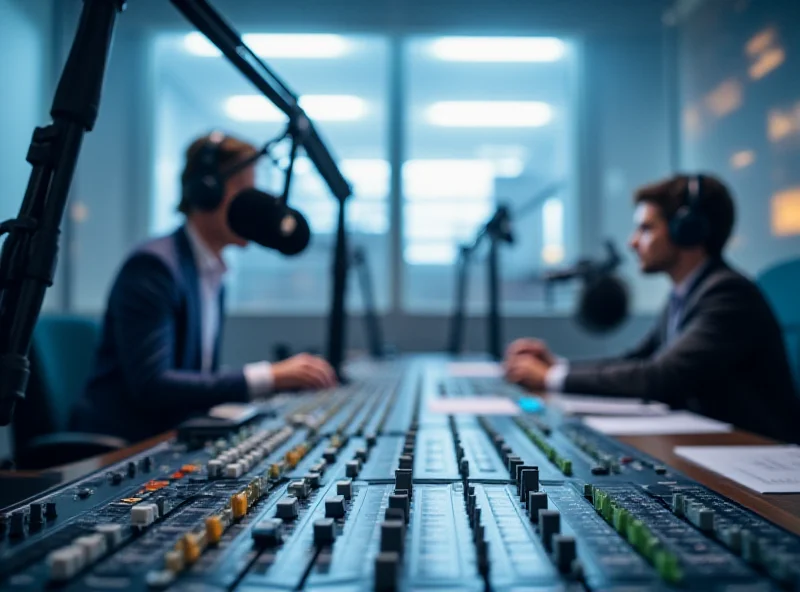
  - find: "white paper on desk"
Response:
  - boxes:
[674,446,800,494]
[445,361,503,378]
[428,397,520,416]
[582,411,732,436]
[549,394,669,416]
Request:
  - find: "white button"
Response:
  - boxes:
[47,545,85,581]
[95,523,123,547]
[226,463,243,478]
[131,503,158,526]
[74,533,107,562]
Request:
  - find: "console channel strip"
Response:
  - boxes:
[1,359,799,591]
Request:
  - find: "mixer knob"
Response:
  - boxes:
[323,448,338,463]
[127,461,137,478]
[553,535,577,572]
[389,493,409,523]
[346,460,360,478]
[520,468,539,502]
[9,511,25,538]
[398,455,413,470]
[508,456,523,478]
[528,492,548,522]
[141,456,153,472]
[374,551,400,591]
[29,503,43,527]
[276,497,299,520]
[539,510,561,551]
[313,518,337,545]
[380,520,405,555]
[336,479,353,500]
[45,502,57,520]
[325,495,346,519]
[252,518,283,548]
[395,469,413,497]
[366,434,377,448]
[289,480,309,500]
[355,447,368,462]
[95,523,123,548]
[305,472,322,489]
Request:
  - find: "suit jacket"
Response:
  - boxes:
[564,259,800,443]
[71,226,249,442]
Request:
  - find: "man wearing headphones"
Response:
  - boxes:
[505,173,800,442]
[71,132,337,442]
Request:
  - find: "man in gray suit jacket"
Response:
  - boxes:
[505,173,800,443]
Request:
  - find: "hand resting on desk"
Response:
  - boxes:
[272,353,337,391]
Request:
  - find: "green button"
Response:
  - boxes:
[613,507,628,532]
[655,550,682,584]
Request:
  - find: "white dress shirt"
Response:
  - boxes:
[184,223,274,396]
[544,258,711,392]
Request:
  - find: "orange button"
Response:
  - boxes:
[181,465,198,473]
[144,480,169,491]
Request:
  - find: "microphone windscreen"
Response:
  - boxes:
[227,188,311,256]
[576,274,629,333]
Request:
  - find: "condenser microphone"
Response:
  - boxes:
[544,240,629,333]
[227,188,311,256]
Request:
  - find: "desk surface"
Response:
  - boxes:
[4,425,799,535]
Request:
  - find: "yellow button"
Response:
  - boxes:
[182,533,201,564]
[205,516,223,544]
[164,549,184,572]
[286,451,300,467]
[231,493,248,519]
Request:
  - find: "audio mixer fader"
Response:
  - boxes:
[1,358,799,591]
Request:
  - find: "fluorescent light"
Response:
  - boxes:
[243,34,350,58]
[404,243,457,265]
[429,37,566,62]
[183,32,351,59]
[224,95,367,122]
[730,150,755,170]
[184,32,221,57]
[426,101,553,128]
[403,159,495,200]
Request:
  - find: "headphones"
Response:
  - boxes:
[669,173,710,247]
[182,131,264,211]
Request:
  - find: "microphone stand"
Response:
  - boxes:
[446,205,512,361]
[0,0,126,426]
[352,247,384,359]
[170,0,353,382]
[445,181,565,360]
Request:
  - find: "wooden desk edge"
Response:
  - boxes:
[618,431,800,536]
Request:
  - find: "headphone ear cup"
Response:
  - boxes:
[670,206,709,247]
[185,171,224,211]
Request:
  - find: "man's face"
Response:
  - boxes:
[628,202,680,273]
[214,165,256,248]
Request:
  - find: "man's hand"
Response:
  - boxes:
[504,338,556,365]
[504,355,551,392]
[272,354,337,391]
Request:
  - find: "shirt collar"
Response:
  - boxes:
[185,222,227,278]
[673,257,710,299]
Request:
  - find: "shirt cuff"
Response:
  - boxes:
[545,360,570,392]
[243,362,274,398]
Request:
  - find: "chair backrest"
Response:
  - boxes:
[29,315,101,432]
[757,258,800,388]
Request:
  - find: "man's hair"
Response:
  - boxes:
[633,173,736,256]
[178,133,258,214]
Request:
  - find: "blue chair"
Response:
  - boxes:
[12,315,126,469]
[757,258,800,389]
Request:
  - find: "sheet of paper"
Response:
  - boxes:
[582,411,732,436]
[428,397,520,416]
[445,361,503,378]
[674,446,800,494]
[549,394,669,416]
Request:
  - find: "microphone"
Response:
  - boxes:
[545,240,629,333]
[227,188,311,256]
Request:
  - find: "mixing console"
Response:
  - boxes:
[1,357,799,591]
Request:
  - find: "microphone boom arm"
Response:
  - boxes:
[169,0,354,380]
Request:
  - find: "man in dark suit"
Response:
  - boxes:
[504,173,800,443]
[71,132,336,442]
